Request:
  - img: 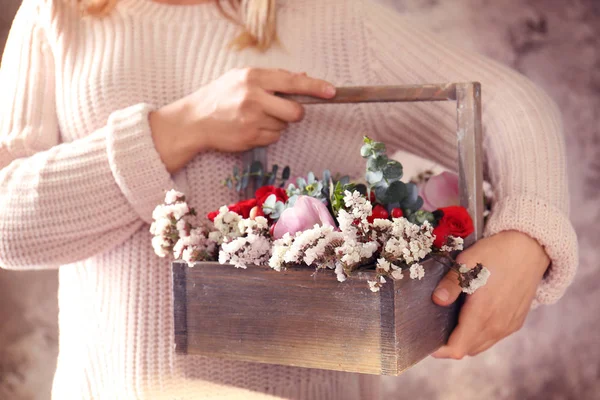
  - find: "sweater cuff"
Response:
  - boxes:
[484,196,578,307]
[106,103,180,224]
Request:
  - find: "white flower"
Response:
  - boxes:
[461,265,491,294]
[342,190,372,230]
[391,269,404,280]
[377,258,391,272]
[379,276,386,284]
[368,280,380,292]
[409,263,425,280]
[441,236,464,252]
[176,219,189,237]
[212,206,242,242]
[219,233,272,269]
[165,189,185,204]
[152,205,168,221]
[269,233,294,271]
[150,217,172,236]
[151,235,170,258]
[334,262,347,282]
[164,202,190,220]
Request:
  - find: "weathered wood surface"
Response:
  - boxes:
[280,84,457,104]
[173,258,459,375]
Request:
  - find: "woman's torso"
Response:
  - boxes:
[48,0,382,398]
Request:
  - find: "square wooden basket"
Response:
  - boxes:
[172,83,484,376]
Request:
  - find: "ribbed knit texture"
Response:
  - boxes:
[0,0,577,398]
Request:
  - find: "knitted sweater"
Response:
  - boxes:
[0,0,578,398]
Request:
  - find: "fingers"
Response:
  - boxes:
[254,130,282,147]
[243,68,336,99]
[258,90,306,122]
[260,115,289,131]
[432,269,462,307]
[431,314,482,360]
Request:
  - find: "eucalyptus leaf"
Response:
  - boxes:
[282,166,291,181]
[382,180,408,204]
[250,161,263,175]
[233,165,240,178]
[383,162,403,180]
[366,170,383,185]
[339,176,350,186]
[226,178,233,190]
[374,184,388,202]
[371,142,386,155]
[360,144,372,158]
[241,172,249,190]
[322,169,331,184]
[367,156,388,172]
[267,174,276,185]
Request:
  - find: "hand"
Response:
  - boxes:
[149,68,336,173]
[431,230,550,359]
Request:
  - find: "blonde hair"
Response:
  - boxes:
[80,0,277,51]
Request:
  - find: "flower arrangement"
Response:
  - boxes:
[151,137,490,294]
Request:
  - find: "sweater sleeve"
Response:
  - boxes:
[0,0,179,269]
[361,0,578,306]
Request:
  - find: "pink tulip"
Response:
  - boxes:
[273,196,335,239]
[419,171,460,212]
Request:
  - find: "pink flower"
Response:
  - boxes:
[273,196,335,239]
[419,171,460,212]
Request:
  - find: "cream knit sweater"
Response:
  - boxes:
[0,0,578,398]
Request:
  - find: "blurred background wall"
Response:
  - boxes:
[0,0,598,399]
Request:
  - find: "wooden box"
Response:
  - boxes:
[172,83,484,376]
[173,258,460,375]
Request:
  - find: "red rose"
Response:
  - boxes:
[230,198,257,219]
[207,198,257,221]
[255,185,288,208]
[433,206,474,248]
[207,210,219,222]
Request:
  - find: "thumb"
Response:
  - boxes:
[432,269,462,307]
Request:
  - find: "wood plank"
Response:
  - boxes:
[173,262,188,354]
[280,84,457,105]
[174,258,459,375]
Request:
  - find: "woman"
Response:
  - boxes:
[0,0,577,398]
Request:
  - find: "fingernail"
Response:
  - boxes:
[434,288,449,302]
[324,85,336,97]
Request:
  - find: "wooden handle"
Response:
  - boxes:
[242,83,483,245]
[279,84,457,104]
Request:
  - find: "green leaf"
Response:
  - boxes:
[374,184,388,202]
[382,180,408,204]
[366,171,383,185]
[322,169,331,183]
[383,162,403,180]
[371,141,386,155]
[360,144,372,158]
[367,156,388,172]
[250,161,263,175]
